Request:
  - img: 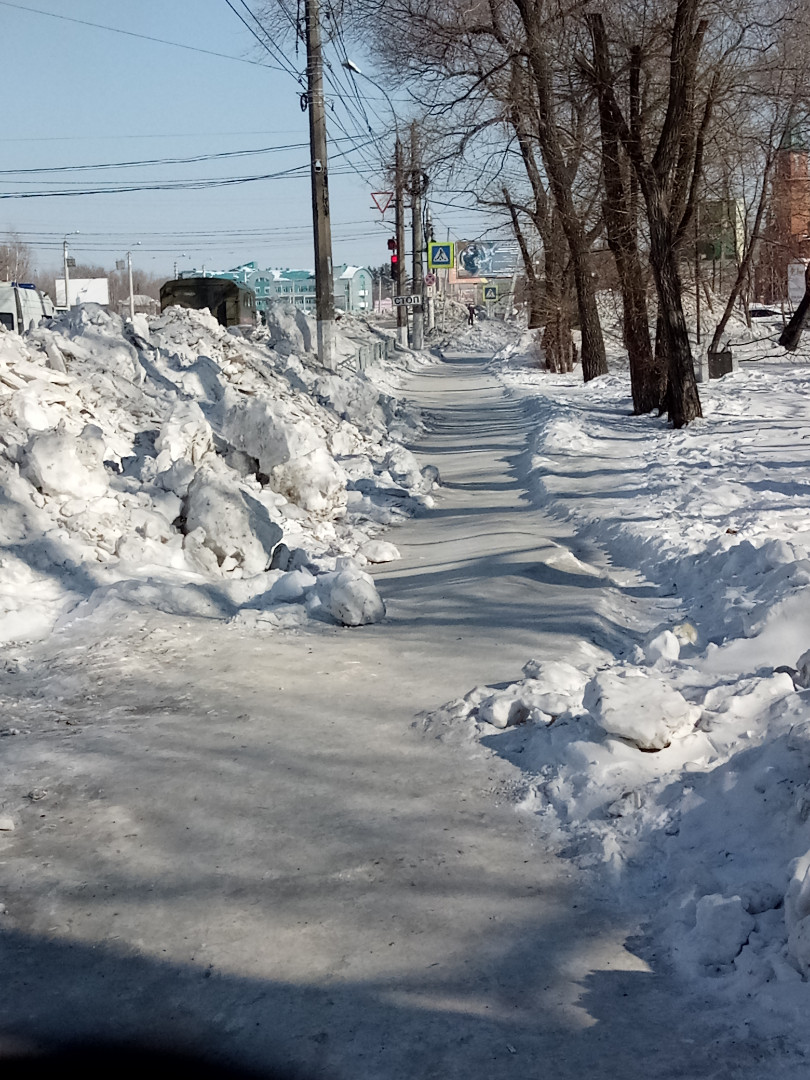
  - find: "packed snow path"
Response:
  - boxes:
[0,352,797,1078]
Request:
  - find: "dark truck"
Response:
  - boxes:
[160,277,257,329]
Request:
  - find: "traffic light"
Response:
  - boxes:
[387,237,398,275]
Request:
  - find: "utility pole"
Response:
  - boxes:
[424,203,435,333]
[410,122,424,351]
[127,250,135,321]
[305,0,336,369]
[62,241,70,311]
[62,233,78,310]
[395,137,408,347]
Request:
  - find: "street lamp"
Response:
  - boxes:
[174,253,188,279]
[123,242,141,321]
[341,61,399,132]
[62,231,79,309]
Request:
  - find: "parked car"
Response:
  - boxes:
[160,277,257,328]
[0,281,55,333]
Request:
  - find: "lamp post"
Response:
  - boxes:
[341,62,409,343]
[174,253,188,279]
[126,242,141,321]
[62,231,79,309]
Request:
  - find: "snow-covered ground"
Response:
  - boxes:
[427,311,810,1046]
[0,302,439,641]
[3,295,810,1068]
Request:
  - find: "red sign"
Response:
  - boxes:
[371,192,393,214]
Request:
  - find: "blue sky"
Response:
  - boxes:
[0,0,481,279]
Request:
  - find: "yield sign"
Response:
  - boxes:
[371,191,393,214]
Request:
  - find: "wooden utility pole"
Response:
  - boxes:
[410,122,424,351]
[305,0,335,369]
[424,203,435,332]
[394,137,408,347]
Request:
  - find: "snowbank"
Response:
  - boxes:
[425,325,810,1034]
[0,302,437,640]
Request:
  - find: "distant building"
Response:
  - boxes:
[119,294,159,316]
[334,264,371,312]
[180,261,372,316]
[758,126,810,302]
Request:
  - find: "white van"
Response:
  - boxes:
[0,282,55,333]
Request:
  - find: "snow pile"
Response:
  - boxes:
[0,302,437,639]
[425,340,810,1026]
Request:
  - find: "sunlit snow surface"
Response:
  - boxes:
[426,314,810,1036]
[0,303,433,635]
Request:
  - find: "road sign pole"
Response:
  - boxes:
[425,204,435,332]
[410,122,424,351]
[395,137,408,347]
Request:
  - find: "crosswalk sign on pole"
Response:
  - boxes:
[483,285,498,301]
[428,242,455,270]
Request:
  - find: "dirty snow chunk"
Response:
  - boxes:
[786,849,810,975]
[315,373,380,425]
[317,565,385,626]
[386,445,422,489]
[271,446,347,515]
[584,668,700,750]
[420,464,440,489]
[679,894,755,968]
[478,684,537,728]
[360,540,401,564]
[266,568,316,604]
[644,629,681,664]
[219,392,319,474]
[184,465,282,574]
[795,648,810,689]
[155,400,213,471]
[21,424,109,499]
[520,658,590,698]
[787,720,810,767]
[0,816,14,831]
[478,667,587,729]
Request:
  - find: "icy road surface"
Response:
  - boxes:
[0,352,796,1078]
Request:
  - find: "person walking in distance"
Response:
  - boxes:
[467,303,475,327]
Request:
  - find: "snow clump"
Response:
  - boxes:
[0,301,435,640]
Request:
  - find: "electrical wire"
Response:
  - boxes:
[0,137,381,199]
[222,0,304,84]
[0,139,362,176]
[0,0,291,73]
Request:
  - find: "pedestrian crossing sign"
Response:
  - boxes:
[428,242,455,270]
[483,285,498,301]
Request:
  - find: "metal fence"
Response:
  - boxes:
[340,334,397,374]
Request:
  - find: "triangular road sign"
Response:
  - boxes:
[371,191,393,214]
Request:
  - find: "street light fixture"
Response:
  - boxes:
[62,231,79,309]
[125,242,141,321]
[173,254,188,279]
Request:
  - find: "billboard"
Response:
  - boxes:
[55,277,110,308]
[455,240,521,279]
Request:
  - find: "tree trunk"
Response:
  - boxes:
[587,8,703,426]
[593,56,655,411]
[648,205,702,427]
[516,0,608,382]
[541,214,575,372]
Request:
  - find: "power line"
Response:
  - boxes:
[222,0,304,84]
[0,137,381,199]
[0,0,291,73]
[0,139,364,176]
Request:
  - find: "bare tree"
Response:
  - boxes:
[0,234,34,283]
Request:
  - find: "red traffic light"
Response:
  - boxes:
[391,253,398,264]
